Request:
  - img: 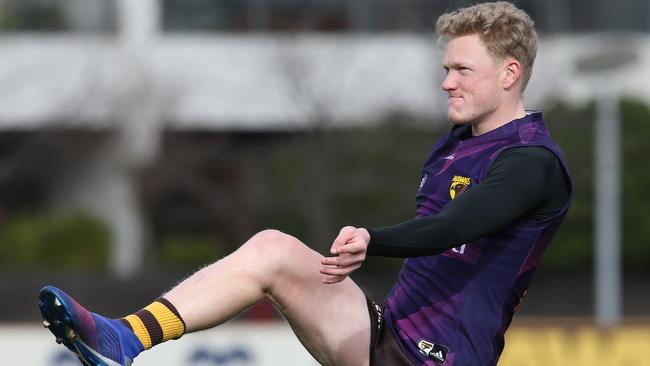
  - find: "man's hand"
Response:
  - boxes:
[320,226,370,284]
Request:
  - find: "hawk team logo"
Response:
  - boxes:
[450,175,471,199]
[417,339,450,365]
[418,339,434,355]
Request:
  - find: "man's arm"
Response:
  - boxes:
[320,146,570,282]
[367,146,570,257]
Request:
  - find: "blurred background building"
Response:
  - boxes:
[1,1,649,365]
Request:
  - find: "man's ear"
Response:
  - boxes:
[502,58,522,90]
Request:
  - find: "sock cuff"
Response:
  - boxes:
[122,298,186,350]
[143,299,185,341]
[156,298,186,332]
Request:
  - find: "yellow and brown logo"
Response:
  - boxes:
[450,175,471,199]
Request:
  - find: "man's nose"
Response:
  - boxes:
[442,72,457,92]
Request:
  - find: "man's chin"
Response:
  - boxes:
[448,113,470,125]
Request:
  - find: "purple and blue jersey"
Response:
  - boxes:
[382,112,572,366]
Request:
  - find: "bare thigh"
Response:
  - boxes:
[166,230,371,366]
[260,231,371,366]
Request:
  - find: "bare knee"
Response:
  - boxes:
[244,229,304,262]
[249,229,294,244]
[242,229,307,280]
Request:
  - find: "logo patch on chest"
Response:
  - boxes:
[449,175,471,199]
[417,339,450,365]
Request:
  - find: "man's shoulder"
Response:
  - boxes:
[491,146,561,179]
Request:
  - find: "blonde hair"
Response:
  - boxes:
[436,1,537,91]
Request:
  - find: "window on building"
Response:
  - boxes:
[163,0,249,32]
[167,0,650,34]
[266,0,350,32]
[163,0,442,33]
[0,0,117,33]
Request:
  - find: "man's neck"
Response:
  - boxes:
[470,98,526,136]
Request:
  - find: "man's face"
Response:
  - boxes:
[442,34,504,127]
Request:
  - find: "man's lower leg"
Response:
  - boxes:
[38,231,279,365]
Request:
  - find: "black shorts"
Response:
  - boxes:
[366,297,413,366]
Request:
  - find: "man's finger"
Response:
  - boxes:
[333,241,365,255]
[330,226,356,254]
[321,252,364,266]
[320,257,339,266]
[320,264,359,277]
[322,254,364,267]
[322,275,347,284]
